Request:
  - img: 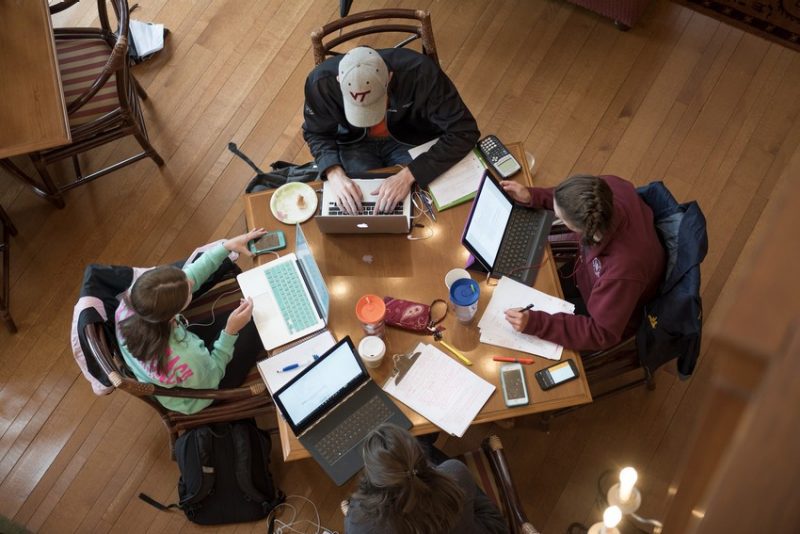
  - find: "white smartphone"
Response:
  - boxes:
[499,363,529,407]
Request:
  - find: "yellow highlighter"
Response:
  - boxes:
[437,339,473,366]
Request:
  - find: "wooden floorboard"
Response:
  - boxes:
[2,0,799,532]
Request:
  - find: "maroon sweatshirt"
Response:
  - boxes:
[522,175,665,352]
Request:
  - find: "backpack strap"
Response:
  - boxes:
[179,428,216,508]
[138,492,180,511]
[231,423,270,507]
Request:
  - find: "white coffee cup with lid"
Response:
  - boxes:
[444,268,471,289]
[358,336,386,369]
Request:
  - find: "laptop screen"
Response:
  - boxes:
[295,224,330,322]
[462,172,513,269]
[273,337,367,435]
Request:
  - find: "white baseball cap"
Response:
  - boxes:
[338,47,389,128]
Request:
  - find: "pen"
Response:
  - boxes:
[420,191,436,222]
[492,356,536,365]
[437,339,472,366]
[518,303,534,312]
[277,355,320,373]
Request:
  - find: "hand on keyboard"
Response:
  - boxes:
[326,166,363,214]
[372,167,414,213]
[225,297,253,335]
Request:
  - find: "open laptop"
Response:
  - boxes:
[237,224,330,351]
[273,336,412,485]
[315,177,412,234]
[461,171,555,286]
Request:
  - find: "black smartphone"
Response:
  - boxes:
[248,231,286,255]
[535,359,580,390]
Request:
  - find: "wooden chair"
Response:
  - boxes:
[85,323,275,458]
[341,435,539,534]
[25,0,163,208]
[82,280,275,458]
[311,8,439,66]
[0,205,17,333]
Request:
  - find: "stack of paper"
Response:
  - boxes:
[256,330,337,394]
[408,139,487,211]
[478,277,575,360]
[129,20,165,59]
[383,342,495,437]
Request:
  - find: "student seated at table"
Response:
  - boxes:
[344,423,508,534]
[115,228,267,414]
[303,46,479,215]
[501,175,665,352]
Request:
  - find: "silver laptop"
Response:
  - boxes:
[237,225,329,351]
[315,178,412,234]
[273,336,411,486]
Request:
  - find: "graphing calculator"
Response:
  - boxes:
[478,135,522,179]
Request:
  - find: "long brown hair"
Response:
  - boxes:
[554,174,614,246]
[118,266,189,374]
[349,424,464,534]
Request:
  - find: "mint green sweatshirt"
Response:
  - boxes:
[115,244,238,414]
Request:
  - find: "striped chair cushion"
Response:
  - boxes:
[457,449,503,512]
[55,38,119,127]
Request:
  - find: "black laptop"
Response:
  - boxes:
[461,172,555,286]
[272,336,411,485]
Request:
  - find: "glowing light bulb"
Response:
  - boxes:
[619,467,638,502]
[603,506,622,528]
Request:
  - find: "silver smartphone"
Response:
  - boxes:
[500,363,529,407]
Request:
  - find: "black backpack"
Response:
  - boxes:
[227,142,319,193]
[140,420,285,525]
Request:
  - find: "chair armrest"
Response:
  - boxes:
[481,435,538,534]
[49,0,81,14]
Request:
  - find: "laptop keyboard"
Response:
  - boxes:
[263,262,318,335]
[495,209,549,277]
[327,201,404,216]
[315,395,393,465]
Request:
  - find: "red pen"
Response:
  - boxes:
[492,356,536,365]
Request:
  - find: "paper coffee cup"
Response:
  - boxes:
[358,336,386,369]
[444,268,471,289]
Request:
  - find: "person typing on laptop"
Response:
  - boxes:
[501,175,665,352]
[115,228,268,414]
[303,46,479,215]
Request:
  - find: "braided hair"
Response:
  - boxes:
[554,174,614,246]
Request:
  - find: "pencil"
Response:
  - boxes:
[438,339,473,366]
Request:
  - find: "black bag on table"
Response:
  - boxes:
[139,420,284,526]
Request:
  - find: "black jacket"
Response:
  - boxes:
[302,48,480,187]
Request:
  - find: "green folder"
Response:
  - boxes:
[427,148,488,211]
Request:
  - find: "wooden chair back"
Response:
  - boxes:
[84,322,274,457]
[311,8,438,66]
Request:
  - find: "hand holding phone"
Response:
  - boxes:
[248,230,286,255]
[500,363,529,407]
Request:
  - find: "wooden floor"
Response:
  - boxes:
[2,0,798,532]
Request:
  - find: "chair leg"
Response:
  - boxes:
[133,76,148,101]
[29,156,66,208]
[132,130,165,167]
[0,206,16,236]
[1,308,17,334]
